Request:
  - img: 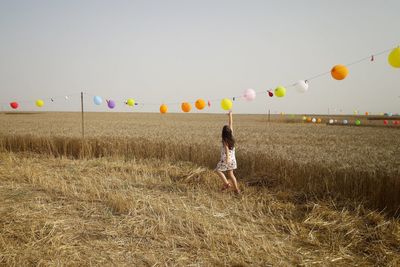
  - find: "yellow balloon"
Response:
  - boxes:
[126,98,135,107]
[36,99,44,107]
[220,98,232,111]
[388,47,400,68]
[274,86,286,97]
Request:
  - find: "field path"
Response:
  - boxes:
[0,152,399,266]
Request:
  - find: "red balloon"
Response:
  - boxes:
[10,102,19,109]
[268,91,274,97]
[383,120,388,125]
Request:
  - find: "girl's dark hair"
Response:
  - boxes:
[222,125,235,150]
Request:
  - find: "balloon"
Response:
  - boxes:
[10,102,18,109]
[331,64,349,80]
[243,88,256,101]
[334,120,338,123]
[312,118,316,123]
[93,96,103,105]
[365,112,369,116]
[35,99,44,107]
[126,98,135,107]
[160,104,168,114]
[220,98,233,111]
[343,119,348,125]
[302,116,307,121]
[181,102,191,113]
[306,117,312,122]
[317,118,322,123]
[329,119,334,124]
[65,96,69,100]
[388,47,400,68]
[274,86,286,98]
[107,100,116,109]
[268,90,274,97]
[355,119,361,126]
[208,100,211,107]
[195,99,206,110]
[295,80,308,93]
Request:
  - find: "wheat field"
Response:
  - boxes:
[0,112,399,266]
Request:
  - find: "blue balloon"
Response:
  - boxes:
[93,96,103,105]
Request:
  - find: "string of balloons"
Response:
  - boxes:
[2,45,400,113]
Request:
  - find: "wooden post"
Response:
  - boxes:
[268,109,270,122]
[81,92,85,138]
[81,92,85,158]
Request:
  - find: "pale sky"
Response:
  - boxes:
[0,0,399,114]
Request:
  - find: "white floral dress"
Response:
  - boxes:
[215,143,237,171]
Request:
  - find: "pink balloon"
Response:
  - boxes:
[243,88,256,101]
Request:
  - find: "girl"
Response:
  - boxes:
[215,111,240,194]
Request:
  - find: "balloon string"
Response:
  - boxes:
[1,45,397,108]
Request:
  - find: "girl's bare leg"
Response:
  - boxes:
[227,170,240,193]
[216,170,230,186]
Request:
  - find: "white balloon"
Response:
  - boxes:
[243,88,256,101]
[312,118,316,123]
[295,80,309,93]
[329,119,334,124]
[343,120,348,125]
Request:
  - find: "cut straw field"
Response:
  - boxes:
[0,112,399,214]
[0,112,399,265]
[0,152,399,266]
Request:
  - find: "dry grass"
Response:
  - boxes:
[0,152,399,266]
[0,112,399,215]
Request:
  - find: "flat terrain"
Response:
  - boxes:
[1,112,399,171]
[0,112,399,265]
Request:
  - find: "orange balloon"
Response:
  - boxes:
[160,104,168,114]
[195,99,206,110]
[181,102,191,113]
[331,64,349,80]
[365,112,369,116]
[306,117,312,122]
[317,118,322,123]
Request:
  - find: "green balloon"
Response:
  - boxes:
[275,86,286,97]
[355,119,361,126]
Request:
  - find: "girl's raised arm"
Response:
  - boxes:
[228,111,233,132]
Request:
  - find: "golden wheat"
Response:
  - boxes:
[0,152,399,266]
[0,112,399,215]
